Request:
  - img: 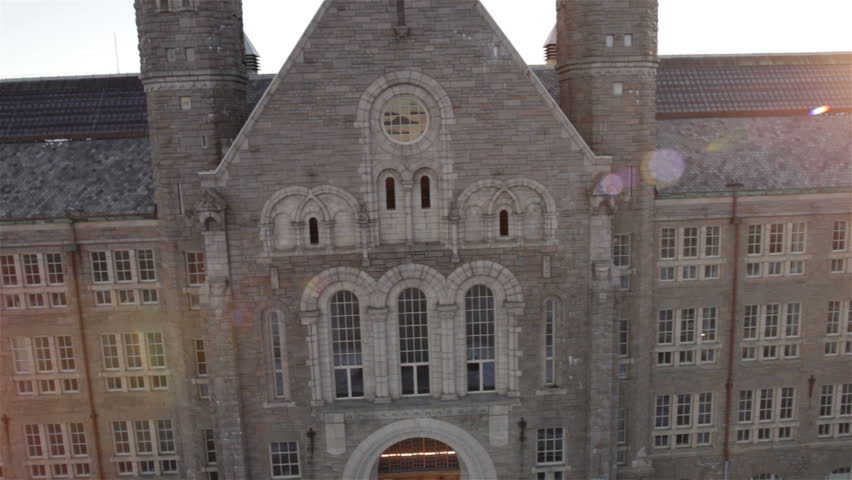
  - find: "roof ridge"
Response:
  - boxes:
[0,73,141,84]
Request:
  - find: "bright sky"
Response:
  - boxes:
[0,0,850,79]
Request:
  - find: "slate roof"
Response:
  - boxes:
[1,55,850,220]
[0,138,153,220]
[532,53,852,116]
[657,114,852,194]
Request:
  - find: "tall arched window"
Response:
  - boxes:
[267,310,287,399]
[465,285,495,392]
[499,210,509,237]
[308,218,320,245]
[330,291,364,398]
[544,300,556,385]
[420,176,431,209]
[385,178,396,210]
[398,288,429,395]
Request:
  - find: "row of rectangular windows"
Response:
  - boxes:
[649,301,852,367]
[655,221,849,260]
[10,333,168,398]
[0,250,206,291]
[620,221,849,262]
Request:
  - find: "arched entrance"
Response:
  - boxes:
[341,418,497,480]
[378,438,460,480]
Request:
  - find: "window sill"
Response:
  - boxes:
[263,401,296,409]
[535,388,568,396]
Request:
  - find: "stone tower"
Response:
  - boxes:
[135,0,247,225]
[556,0,658,166]
[135,2,250,479]
[557,2,659,479]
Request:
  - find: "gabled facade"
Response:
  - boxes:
[0,1,850,480]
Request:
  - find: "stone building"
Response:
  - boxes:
[0,0,850,479]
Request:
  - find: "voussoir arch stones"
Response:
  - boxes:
[300,267,377,312]
[371,263,451,307]
[340,418,497,480]
[446,260,524,303]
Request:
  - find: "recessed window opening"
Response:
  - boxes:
[385,178,396,210]
[499,210,510,237]
[308,218,320,245]
[420,176,431,209]
[606,35,614,48]
[465,285,496,392]
[624,34,633,47]
[398,288,429,396]
[158,0,168,11]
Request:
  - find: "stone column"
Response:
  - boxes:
[437,304,458,399]
[587,196,617,480]
[505,301,525,396]
[369,307,390,402]
[300,310,323,406]
[402,180,414,245]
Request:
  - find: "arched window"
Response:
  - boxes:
[308,218,320,245]
[267,310,287,399]
[499,210,509,237]
[330,291,363,398]
[544,300,556,385]
[385,178,396,210]
[420,176,431,209]
[398,288,429,395]
[465,285,495,392]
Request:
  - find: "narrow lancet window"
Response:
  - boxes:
[386,178,396,210]
[420,176,431,209]
[499,210,509,237]
[308,218,320,245]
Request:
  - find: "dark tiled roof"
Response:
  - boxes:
[0,75,148,142]
[657,61,852,116]
[533,53,852,117]
[657,114,852,194]
[1,56,849,220]
[0,138,154,220]
[0,75,276,143]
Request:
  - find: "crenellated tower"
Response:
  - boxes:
[135,0,247,226]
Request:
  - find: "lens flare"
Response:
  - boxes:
[599,173,625,196]
[643,148,685,186]
[809,105,831,116]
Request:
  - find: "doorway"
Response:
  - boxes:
[378,438,461,480]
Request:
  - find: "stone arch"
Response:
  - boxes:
[372,263,450,308]
[299,267,377,312]
[260,186,311,226]
[341,418,497,480]
[356,71,455,127]
[487,188,523,216]
[446,260,523,304]
[457,178,557,243]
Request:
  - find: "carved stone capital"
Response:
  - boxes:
[300,310,320,326]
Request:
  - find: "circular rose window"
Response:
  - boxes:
[382,95,429,144]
